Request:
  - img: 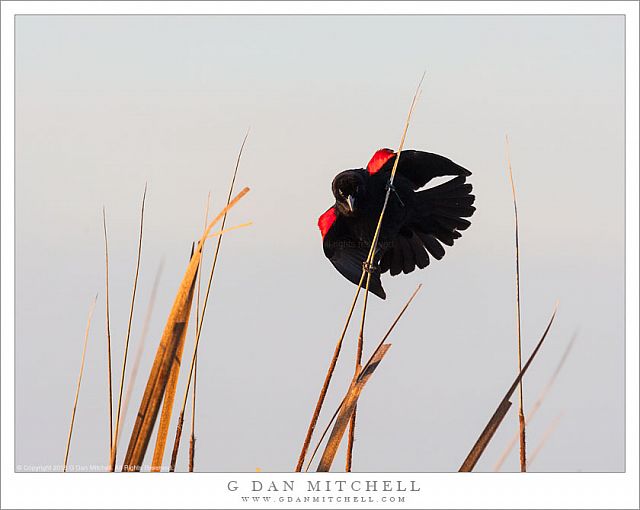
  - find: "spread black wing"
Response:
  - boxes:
[376,150,475,276]
[377,150,471,189]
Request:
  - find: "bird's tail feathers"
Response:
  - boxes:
[414,175,476,248]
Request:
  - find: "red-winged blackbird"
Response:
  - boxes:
[318,149,475,299]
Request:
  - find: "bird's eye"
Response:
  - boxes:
[339,189,345,197]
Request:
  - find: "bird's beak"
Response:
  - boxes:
[347,195,355,212]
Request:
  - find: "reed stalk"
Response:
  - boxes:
[123,187,250,471]
[110,185,147,471]
[190,192,211,473]
[169,131,249,471]
[64,293,98,472]
[296,73,425,472]
[505,135,527,472]
[346,72,424,471]
[117,261,164,447]
[317,344,392,472]
[459,302,558,472]
[493,332,577,471]
[102,207,113,456]
[305,285,422,471]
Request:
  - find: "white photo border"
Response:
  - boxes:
[1,2,637,509]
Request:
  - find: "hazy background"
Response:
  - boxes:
[15,15,625,472]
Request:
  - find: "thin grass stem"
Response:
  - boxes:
[505,135,527,472]
[122,187,249,471]
[190,192,211,473]
[117,261,164,448]
[102,207,113,456]
[342,72,425,472]
[110,184,147,472]
[64,293,98,472]
[493,331,577,471]
[459,302,559,472]
[528,412,564,468]
[169,130,249,471]
[296,74,425,472]
[305,285,422,471]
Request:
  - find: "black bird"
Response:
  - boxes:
[318,149,475,299]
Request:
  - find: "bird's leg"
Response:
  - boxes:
[386,180,405,207]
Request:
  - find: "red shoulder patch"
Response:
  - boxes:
[318,207,337,239]
[366,148,395,175]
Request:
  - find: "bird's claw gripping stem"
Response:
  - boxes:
[362,261,380,275]
[386,180,405,207]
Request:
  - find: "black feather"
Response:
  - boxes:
[389,244,404,276]
[418,233,445,260]
[397,237,415,274]
[410,234,430,268]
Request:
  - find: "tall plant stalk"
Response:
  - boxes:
[169,131,249,471]
[110,185,147,472]
[64,294,98,472]
[505,135,527,472]
[297,73,425,472]
[102,207,113,456]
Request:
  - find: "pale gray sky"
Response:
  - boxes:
[15,15,624,472]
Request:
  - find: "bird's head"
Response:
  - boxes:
[332,170,366,216]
